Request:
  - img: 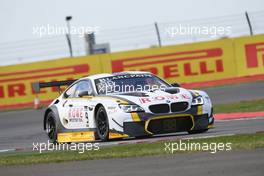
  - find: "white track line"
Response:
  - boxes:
[182,134,235,140]
[216,116,264,122]
[0,149,15,153]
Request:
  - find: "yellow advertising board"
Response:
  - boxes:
[102,38,237,84]
[0,56,102,109]
[234,35,264,77]
[0,34,264,109]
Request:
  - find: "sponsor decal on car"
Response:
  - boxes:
[139,94,191,104]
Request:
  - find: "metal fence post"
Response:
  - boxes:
[154,22,162,47]
[245,11,253,36]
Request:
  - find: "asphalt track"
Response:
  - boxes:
[0,81,264,151]
[203,81,264,104]
[0,82,264,176]
[1,149,264,176]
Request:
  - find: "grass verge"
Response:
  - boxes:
[214,99,264,113]
[0,133,263,166]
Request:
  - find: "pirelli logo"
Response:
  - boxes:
[0,64,89,99]
[245,42,264,68]
[111,48,224,79]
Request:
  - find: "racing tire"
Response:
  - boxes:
[45,112,58,144]
[95,106,109,141]
[188,129,208,134]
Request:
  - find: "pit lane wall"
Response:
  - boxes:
[0,34,264,109]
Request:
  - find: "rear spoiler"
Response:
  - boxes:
[32,79,77,93]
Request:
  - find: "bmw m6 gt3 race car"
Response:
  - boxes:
[33,71,214,143]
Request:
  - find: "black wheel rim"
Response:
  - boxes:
[97,109,107,137]
[47,117,56,141]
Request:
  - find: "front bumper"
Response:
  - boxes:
[56,114,214,143]
[124,113,213,137]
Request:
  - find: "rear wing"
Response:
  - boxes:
[32,80,77,93]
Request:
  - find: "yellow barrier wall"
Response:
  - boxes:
[0,56,102,108]
[102,38,237,83]
[234,35,264,77]
[0,34,264,109]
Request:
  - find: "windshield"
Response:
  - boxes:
[94,74,171,95]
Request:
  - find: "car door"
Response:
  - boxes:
[58,83,78,128]
[66,80,94,129]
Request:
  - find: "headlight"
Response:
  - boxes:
[119,104,144,113]
[192,96,204,106]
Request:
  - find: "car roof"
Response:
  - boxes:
[80,71,152,81]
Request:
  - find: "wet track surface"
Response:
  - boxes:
[0,81,264,151]
[203,81,264,104]
[1,149,263,176]
[0,108,264,151]
[0,82,264,176]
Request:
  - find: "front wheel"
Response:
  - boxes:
[46,112,58,143]
[188,129,208,134]
[95,106,109,141]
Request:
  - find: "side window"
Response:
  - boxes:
[73,81,93,98]
[64,84,77,98]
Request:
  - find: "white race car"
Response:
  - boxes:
[33,71,214,143]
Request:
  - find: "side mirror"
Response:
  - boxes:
[171,83,181,87]
[77,90,89,97]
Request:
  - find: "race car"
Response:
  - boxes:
[33,71,214,143]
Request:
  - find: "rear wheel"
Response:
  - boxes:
[95,106,109,141]
[46,112,58,143]
[188,129,208,134]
